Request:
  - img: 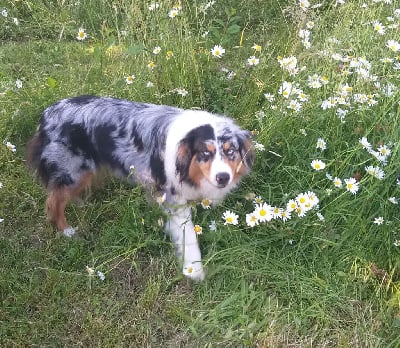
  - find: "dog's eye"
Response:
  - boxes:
[197,150,212,162]
[225,148,235,157]
[202,151,211,160]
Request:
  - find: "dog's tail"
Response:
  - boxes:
[26,127,47,186]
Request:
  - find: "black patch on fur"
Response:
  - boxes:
[80,162,91,171]
[175,145,191,184]
[187,124,215,143]
[118,128,126,138]
[54,172,74,186]
[68,95,97,105]
[131,123,144,151]
[94,124,118,167]
[150,150,166,187]
[149,126,167,187]
[218,135,233,143]
[39,158,74,187]
[60,122,97,160]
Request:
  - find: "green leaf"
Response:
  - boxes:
[227,24,241,34]
[47,77,57,89]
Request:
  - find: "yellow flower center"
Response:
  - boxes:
[194,225,202,234]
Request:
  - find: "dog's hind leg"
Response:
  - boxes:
[46,172,94,237]
[46,187,71,234]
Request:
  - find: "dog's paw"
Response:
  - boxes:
[183,262,205,282]
[63,226,76,237]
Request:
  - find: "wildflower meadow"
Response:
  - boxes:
[1,0,400,346]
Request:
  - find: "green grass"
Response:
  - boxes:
[1,0,400,346]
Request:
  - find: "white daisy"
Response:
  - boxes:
[76,27,87,41]
[193,225,203,235]
[311,159,326,171]
[152,46,161,54]
[222,210,239,225]
[344,178,359,194]
[386,39,400,52]
[254,203,273,222]
[333,177,342,188]
[168,8,179,18]
[286,199,298,212]
[200,198,212,209]
[246,212,259,227]
[5,141,16,152]
[280,210,291,222]
[247,56,260,66]
[316,138,327,151]
[211,44,225,58]
[125,75,135,84]
[359,137,372,151]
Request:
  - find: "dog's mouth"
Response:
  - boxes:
[216,182,228,189]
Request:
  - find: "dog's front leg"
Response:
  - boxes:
[166,206,205,281]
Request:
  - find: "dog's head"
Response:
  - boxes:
[175,122,254,189]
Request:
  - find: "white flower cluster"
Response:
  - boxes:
[359,137,392,165]
[277,81,309,112]
[298,21,315,49]
[277,56,298,76]
[245,191,320,227]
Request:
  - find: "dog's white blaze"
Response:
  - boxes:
[209,155,233,186]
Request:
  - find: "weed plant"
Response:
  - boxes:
[1,0,400,346]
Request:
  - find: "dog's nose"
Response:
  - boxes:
[216,172,230,187]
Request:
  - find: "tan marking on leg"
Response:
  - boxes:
[46,172,94,231]
[46,188,70,230]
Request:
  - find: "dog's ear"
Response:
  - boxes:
[237,130,255,169]
[175,139,192,182]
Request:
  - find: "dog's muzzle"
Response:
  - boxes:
[216,172,230,188]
